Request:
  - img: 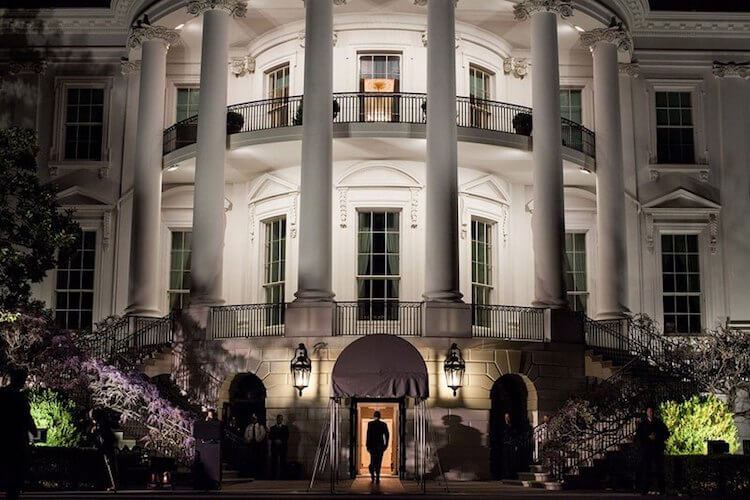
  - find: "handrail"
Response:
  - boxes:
[162,92,596,158]
[333,301,422,336]
[471,304,545,341]
[208,303,287,339]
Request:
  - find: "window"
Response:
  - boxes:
[176,88,200,122]
[471,219,493,326]
[55,230,96,330]
[64,88,104,161]
[359,54,401,121]
[655,91,694,164]
[560,88,583,151]
[469,65,493,128]
[168,231,192,310]
[266,64,290,127]
[564,232,588,313]
[357,211,400,320]
[662,234,701,334]
[263,218,286,326]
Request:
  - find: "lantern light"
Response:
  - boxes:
[290,343,312,396]
[444,343,466,397]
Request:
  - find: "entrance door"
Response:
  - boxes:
[356,402,399,476]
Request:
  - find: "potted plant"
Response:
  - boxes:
[226,111,244,134]
[512,111,532,136]
[293,99,340,126]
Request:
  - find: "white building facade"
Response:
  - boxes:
[2,0,749,480]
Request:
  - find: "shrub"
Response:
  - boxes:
[660,394,739,455]
[30,388,86,448]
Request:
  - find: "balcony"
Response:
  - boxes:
[163,92,595,165]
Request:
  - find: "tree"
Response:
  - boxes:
[0,127,79,311]
[660,394,739,455]
[30,388,86,448]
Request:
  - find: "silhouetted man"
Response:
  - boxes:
[500,412,518,479]
[244,413,267,479]
[269,414,289,479]
[89,408,119,492]
[0,368,36,500]
[636,405,670,495]
[366,411,389,483]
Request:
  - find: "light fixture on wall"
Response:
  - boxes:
[444,343,465,397]
[290,343,311,396]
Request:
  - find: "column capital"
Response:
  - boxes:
[413,0,458,7]
[713,61,750,79]
[127,24,180,49]
[187,0,247,17]
[580,25,632,52]
[301,0,349,5]
[120,59,141,75]
[513,0,573,21]
[618,61,639,77]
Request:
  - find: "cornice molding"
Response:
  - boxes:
[580,25,632,53]
[513,0,573,22]
[187,0,247,18]
[503,57,529,79]
[712,61,750,79]
[127,25,180,49]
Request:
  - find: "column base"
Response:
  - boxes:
[423,301,472,338]
[544,308,584,344]
[124,305,162,318]
[594,310,630,321]
[285,300,335,337]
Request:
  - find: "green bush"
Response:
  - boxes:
[660,394,739,455]
[30,389,86,448]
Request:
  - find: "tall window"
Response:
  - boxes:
[263,218,286,325]
[176,88,200,122]
[64,88,104,161]
[471,219,493,326]
[359,54,401,121]
[662,234,701,334]
[564,232,588,313]
[655,91,694,164]
[357,211,400,320]
[55,230,96,330]
[266,64,290,127]
[168,231,192,310]
[469,65,493,128]
[560,88,583,151]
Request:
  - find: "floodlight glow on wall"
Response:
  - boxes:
[290,343,311,396]
[444,343,465,397]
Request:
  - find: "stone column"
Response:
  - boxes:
[420,0,471,337]
[581,25,632,319]
[187,1,246,306]
[126,25,179,316]
[514,0,573,309]
[286,0,336,336]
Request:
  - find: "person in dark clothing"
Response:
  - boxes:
[269,414,289,479]
[366,411,389,483]
[89,409,119,492]
[0,369,36,500]
[500,412,518,479]
[636,406,670,495]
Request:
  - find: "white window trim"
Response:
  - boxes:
[467,63,495,100]
[355,51,403,90]
[165,76,200,126]
[52,226,101,330]
[354,208,403,299]
[261,215,287,301]
[645,79,707,168]
[166,229,192,309]
[49,78,113,176]
[258,56,296,99]
[264,62,292,99]
[564,230,590,313]
[559,78,594,130]
[468,214,498,305]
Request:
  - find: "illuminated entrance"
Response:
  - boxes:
[354,400,401,477]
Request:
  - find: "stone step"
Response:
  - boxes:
[502,479,563,491]
[518,472,552,482]
[528,464,546,473]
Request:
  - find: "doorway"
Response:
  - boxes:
[489,374,531,479]
[352,400,403,478]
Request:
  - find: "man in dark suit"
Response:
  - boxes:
[366,411,389,483]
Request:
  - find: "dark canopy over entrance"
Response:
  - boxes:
[331,335,429,399]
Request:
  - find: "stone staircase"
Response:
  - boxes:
[502,465,563,491]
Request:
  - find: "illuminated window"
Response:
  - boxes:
[469,65,493,128]
[357,211,400,320]
[55,230,96,330]
[168,231,191,310]
[266,64,290,127]
[564,232,588,313]
[560,88,583,151]
[655,91,694,164]
[64,88,104,161]
[662,234,701,334]
[176,87,200,122]
[263,218,286,325]
[471,219,493,326]
[359,54,401,121]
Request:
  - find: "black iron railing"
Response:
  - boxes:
[333,301,423,336]
[82,314,175,368]
[208,303,287,339]
[471,304,545,341]
[162,92,596,159]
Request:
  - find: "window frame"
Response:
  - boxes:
[469,64,493,101]
[265,63,291,100]
[53,229,98,331]
[564,231,589,313]
[175,87,201,123]
[50,78,112,172]
[357,52,402,92]
[167,229,192,311]
[659,233,703,335]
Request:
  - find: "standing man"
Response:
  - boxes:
[0,368,36,500]
[500,412,518,479]
[89,408,119,492]
[244,413,267,479]
[366,411,389,483]
[636,405,670,495]
[269,414,289,479]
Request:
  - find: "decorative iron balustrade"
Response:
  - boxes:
[208,303,287,339]
[82,314,174,367]
[162,92,595,158]
[333,301,423,336]
[471,304,546,342]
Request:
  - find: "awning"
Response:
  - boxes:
[330,334,429,399]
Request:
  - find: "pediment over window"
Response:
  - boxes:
[56,186,113,208]
[459,175,509,205]
[337,163,422,189]
[248,174,299,204]
[643,188,720,211]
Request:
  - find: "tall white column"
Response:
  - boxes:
[581,26,631,319]
[188,1,244,306]
[294,0,334,302]
[126,25,179,316]
[423,0,461,303]
[515,1,572,308]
